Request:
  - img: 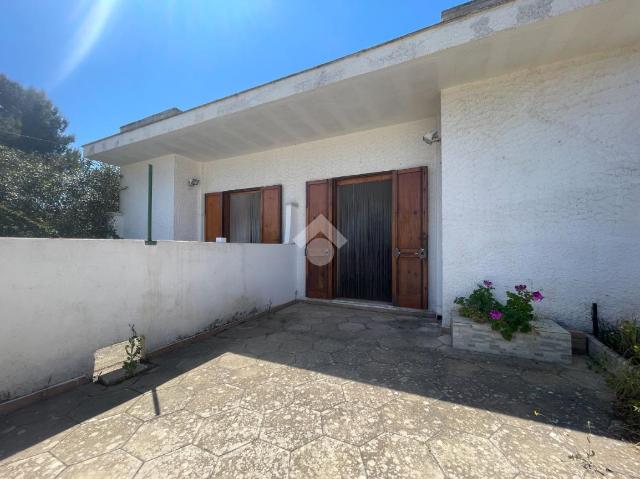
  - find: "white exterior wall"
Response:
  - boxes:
[200,119,443,313]
[174,155,203,241]
[0,238,296,400]
[441,45,640,331]
[120,155,176,240]
[120,155,204,241]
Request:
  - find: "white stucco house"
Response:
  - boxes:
[84,0,640,332]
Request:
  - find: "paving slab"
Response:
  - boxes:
[1,302,636,478]
[135,445,217,479]
[260,404,323,451]
[430,430,518,479]
[380,398,445,442]
[127,385,192,421]
[123,410,201,461]
[360,432,443,479]
[322,402,384,446]
[57,449,141,479]
[292,380,345,412]
[240,381,295,413]
[0,452,65,479]
[194,408,261,456]
[186,384,243,418]
[52,414,141,465]
[214,440,289,478]
[0,415,76,465]
[289,436,366,479]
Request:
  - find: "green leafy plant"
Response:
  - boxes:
[455,281,544,340]
[599,316,640,440]
[454,280,500,322]
[607,363,640,441]
[123,324,145,377]
[600,318,640,366]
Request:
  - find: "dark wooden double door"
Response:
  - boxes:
[306,167,428,309]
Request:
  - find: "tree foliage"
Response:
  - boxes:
[0,74,119,238]
[0,75,74,154]
[0,146,119,238]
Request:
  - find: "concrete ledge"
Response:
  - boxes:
[147,300,297,359]
[452,314,572,364]
[586,334,628,372]
[0,376,90,416]
[302,298,438,321]
[97,363,150,386]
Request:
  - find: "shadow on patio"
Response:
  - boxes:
[1,302,638,478]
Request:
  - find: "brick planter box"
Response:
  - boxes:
[451,314,572,364]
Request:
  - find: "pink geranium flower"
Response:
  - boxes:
[489,310,503,320]
[532,291,544,302]
[515,284,527,292]
[483,280,493,288]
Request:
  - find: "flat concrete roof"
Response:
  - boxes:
[84,0,640,164]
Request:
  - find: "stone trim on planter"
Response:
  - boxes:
[451,314,572,364]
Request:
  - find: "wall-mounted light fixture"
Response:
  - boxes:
[422,129,441,145]
[188,178,200,187]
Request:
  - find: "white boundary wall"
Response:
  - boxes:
[0,238,296,400]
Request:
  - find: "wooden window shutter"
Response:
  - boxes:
[261,185,282,243]
[204,192,223,241]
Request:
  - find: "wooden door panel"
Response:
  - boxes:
[204,192,223,242]
[396,257,422,308]
[261,185,282,243]
[392,167,428,309]
[396,172,422,250]
[306,179,333,299]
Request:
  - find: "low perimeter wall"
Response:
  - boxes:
[0,238,297,400]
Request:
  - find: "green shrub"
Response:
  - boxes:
[607,363,640,440]
[123,324,145,377]
[600,316,640,440]
[454,280,499,322]
[455,281,544,340]
[601,318,640,365]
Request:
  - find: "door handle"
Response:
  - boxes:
[393,248,401,258]
[415,248,426,259]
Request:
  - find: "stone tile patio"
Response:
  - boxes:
[1,302,638,478]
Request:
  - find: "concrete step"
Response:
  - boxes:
[302,298,439,323]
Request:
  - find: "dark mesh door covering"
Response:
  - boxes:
[337,180,392,302]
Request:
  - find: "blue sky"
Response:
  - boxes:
[1,0,459,147]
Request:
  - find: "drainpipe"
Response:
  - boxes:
[145,164,157,246]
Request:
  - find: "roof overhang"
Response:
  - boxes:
[84,0,640,165]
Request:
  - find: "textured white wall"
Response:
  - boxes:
[173,155,203,241]
[120,155,204,242]
[201,119,443,313]
[441,45,640,330]
[0,238,296,400]
[120,155,176,240]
